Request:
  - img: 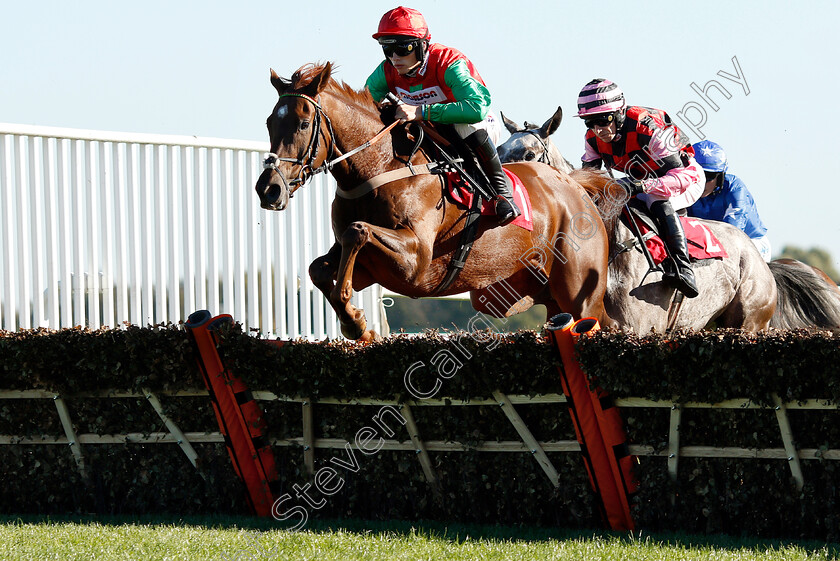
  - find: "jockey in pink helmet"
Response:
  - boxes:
[365,7,520,224]
[577,78,705,298]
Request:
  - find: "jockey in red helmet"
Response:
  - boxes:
[577,78,704,298]
[366,6,521,224]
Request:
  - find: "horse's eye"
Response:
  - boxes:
[299,121,310,131]
[525,152,536,161]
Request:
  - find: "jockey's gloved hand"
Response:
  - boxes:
[377,103,400,126]
[615,177,646,197]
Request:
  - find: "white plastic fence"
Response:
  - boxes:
[0,123,385,340]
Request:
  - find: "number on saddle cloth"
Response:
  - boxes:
[622,201,728,264]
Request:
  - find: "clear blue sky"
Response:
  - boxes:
[2,0,839,267]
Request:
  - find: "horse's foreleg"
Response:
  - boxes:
[333,223,372,340]
[311,241,381,341]
[331,221,426,340]
[547,237,616,329]
[309,242,342,302]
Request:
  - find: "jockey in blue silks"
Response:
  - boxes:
[687,140,771,262]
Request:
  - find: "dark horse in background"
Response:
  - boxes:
[497,111,840,330]
[255,63,615,340]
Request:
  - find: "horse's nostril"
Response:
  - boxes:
[264,184,282,204]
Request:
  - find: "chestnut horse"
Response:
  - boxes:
[254,63,613,340]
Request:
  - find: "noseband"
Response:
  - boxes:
[262,92,336,189]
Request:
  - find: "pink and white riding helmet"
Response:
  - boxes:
[576,79,626,117]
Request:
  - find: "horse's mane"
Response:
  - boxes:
[286,62,378,114]
[569,168,626,233]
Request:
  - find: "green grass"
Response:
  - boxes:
[0,515,837,560]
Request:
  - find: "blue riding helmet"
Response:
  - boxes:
[692,140,728,173]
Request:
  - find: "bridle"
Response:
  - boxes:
[262,92,399,193]
[262,92,336,191]
[519,129,553,167]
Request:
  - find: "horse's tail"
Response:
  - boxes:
[769,260,840,329]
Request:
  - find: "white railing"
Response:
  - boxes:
[0,123,385,340]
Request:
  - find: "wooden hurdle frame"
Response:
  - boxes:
[1,388,837,492]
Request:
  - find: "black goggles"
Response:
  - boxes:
[704,170,721,182]
[583,113,616,129]
[381,41,418,58]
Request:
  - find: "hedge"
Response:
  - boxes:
[0,323,837,541]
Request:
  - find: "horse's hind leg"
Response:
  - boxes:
[717,264,777,331]
[717,298,774,331]
[555,269,615,328]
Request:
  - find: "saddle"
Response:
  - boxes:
[445,169,533,231]
[415,123,533,230]
[396,121,535,294]
[619,199,728,265]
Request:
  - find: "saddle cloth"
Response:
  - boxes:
[623,209,728,264]
[445,168,534,231]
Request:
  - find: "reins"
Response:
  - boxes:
[333,119,451,200]
[604,168,685,329]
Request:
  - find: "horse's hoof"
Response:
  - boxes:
[359,330,382,343]
[340,317,367,340]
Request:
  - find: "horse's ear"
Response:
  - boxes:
[500,111,521,134]
[302,62,333,96]
[270,68,286,96]
[539,106,563,138]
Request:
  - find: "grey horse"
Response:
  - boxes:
[497,107,574,174]
[573,169,776,331]
[498,109,840,330]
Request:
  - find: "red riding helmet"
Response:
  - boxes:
[372,6,430,41]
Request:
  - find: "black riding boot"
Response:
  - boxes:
[465,130,521,224]
[649,200,699,298]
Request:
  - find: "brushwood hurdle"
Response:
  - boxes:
[0,122,385,339]
[2,314,838,533]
